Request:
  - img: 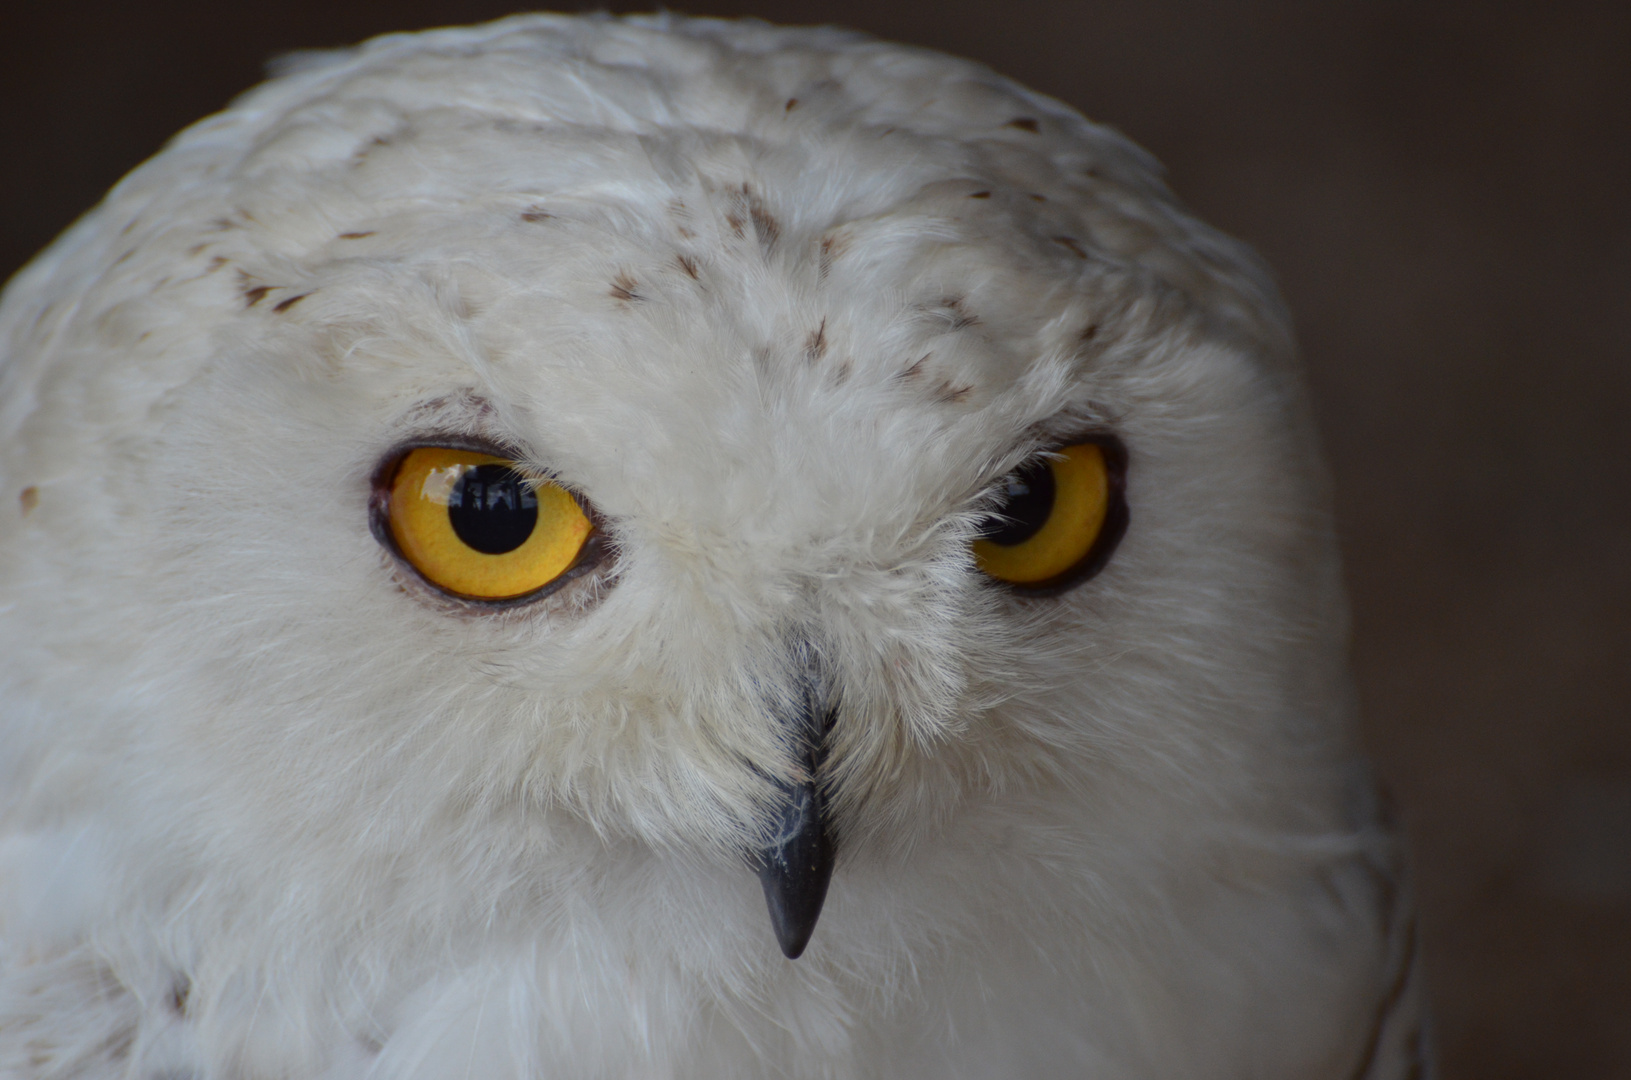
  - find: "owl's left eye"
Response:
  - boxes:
[379,446,596,602]
[973,439,1128,595]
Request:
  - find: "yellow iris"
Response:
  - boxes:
[973,442,1112,587]
[386,447,592,600]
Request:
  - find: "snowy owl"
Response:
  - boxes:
[0,13,1428,1079]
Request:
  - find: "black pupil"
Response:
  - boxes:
[978,458,1056,547]
[447,465,539,555]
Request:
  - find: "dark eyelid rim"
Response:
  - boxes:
[984,432,1128,599]
[369,435,612,610]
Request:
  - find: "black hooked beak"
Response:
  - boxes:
[753,645,837,959]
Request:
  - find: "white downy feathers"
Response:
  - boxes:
[0,14,1427,1079]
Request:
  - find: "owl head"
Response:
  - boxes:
[0,13,1356,1044]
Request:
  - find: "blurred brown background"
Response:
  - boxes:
[3,1,1627,1075]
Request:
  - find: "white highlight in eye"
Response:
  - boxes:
[418,465,462,505]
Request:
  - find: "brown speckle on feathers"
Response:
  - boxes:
[1054,236,1088,260]
[805,319,828,362]
[897,354,929,380]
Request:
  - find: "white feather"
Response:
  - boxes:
[0,14,1425,1078]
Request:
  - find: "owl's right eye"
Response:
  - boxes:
[973,438,1128,595]
[381,447,595,601]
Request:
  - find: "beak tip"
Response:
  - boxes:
[772,921,812,960]
[758,849,834,959]
[755,796,836,960]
